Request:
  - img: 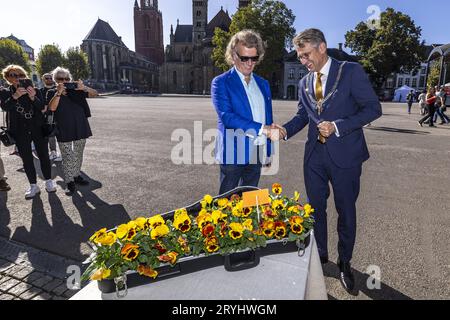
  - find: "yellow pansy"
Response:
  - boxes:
[272,183,282,195]
[304,204,315,218]
[96,232,117,246]
[217,198,228,208]
[89,228,107,243]
[121,244,140,261]
[294,191,300,202]
[229,223,244,240]
[116,224,129,239]
[272,199,285,211]
[243,219,254,231]
[174,212,192,233]
[134,217,148,230]
[90,268,111,281]
[148,215,165,229]
[137,265,158,279]
[203,194,213,205]
[151,224,170,239]
[196,212,213,228]
[211,210,227,224]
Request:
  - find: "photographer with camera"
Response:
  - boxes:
[40,73,62,162]
[0,65,56,199]
[47,67,98,196]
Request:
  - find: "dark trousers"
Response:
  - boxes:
[304,143,362,263]
[15,127,51,184]
[419,104,436,126]
[219,164,262,195]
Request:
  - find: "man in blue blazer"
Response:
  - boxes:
[273,29,382,294]
[211,30,274,195]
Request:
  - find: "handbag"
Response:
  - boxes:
[0,111,15,147]
[42,112,59,137]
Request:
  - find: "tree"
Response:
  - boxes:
[64,47,90,80]
[36,44,65,76]
[212,0,296,81]
[345,8,426,91]
[0,39,30,77]
[427,60,441,89]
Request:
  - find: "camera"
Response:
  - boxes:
[64,82,78,90]
[18,79,33,88]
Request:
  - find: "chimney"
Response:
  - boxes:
[338,43,343,51]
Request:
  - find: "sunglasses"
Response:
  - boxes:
[8,73,25,78]
[56,77,70,81]
[44,77,53,80]
[236,52,259,63]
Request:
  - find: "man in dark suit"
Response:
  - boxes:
[271,29,382,293]
[211,30,274,195]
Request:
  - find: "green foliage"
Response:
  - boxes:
[427,60,441,89]
[345,7,426,90]
[63,47,90,81]
[212,0,296,80]
[0,39,30,77]
[35,44,65,76]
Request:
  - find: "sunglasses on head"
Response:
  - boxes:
[8,73,25,78]
[56,77,70,81]
[236,52,259,63]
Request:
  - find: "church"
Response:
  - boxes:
[160,1,251,94]
[81,0,164,92]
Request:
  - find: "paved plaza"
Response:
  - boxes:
[0,95,449,300]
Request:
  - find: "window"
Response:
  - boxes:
[173,71,177,85]
[196,10,202,16]
[288,69,295,80]
[419,76,425,88]
[405,78,410,86]
[398,78,403,87]
[386,79,393,88]
[412,78,417,88]
[144,15,150,29]
[196,22,202,27]
[421,67,426,75]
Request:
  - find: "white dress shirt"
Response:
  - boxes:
[235,67,266,145]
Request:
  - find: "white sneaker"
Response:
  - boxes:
[50,151,62,162]
[45,180,57,193]
[25,184,41,199]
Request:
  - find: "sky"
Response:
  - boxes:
[1,0,448,56]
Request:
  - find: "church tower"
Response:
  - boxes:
[134,0,164,65]
[192,0,208,94]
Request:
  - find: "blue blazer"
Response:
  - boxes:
[211,68,273,165]
[284,58,382,168]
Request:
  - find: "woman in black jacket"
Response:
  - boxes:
[0,65,56,199]
[48,67,97,196]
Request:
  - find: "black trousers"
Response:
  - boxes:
[419,104,436,126]
[15,126,51,184]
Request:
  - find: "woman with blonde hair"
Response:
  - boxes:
[0,65,55,199]
[47,67,97,196]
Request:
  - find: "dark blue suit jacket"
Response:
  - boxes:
[211,68,273,165]
[284,58,382,168]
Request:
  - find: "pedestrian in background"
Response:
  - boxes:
[39,73,62,162]
[47,67,98,196]
[418,87,437,127]
[406,90,414,114]
[418,90,427,115]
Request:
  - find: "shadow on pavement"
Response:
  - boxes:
[10,171,132,263]
[322,262,413,300]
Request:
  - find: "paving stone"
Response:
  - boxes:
[52,283,69,296]
[31,275,54,288]
[23,271,46,284]
[0,275,12,286]
[43,279,64,292]
[7,282,33,297]
[0,261,15,273]
[4,264,25,277]
[32,292,52,300]
[13,266,35,280]
[19,287,43,300]
[63,289,78,299]
[0,278,20,291]
[0,293,15,300]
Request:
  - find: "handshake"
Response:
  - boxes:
[262,124,287,141]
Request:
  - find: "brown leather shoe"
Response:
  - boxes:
[0,179,11,192]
